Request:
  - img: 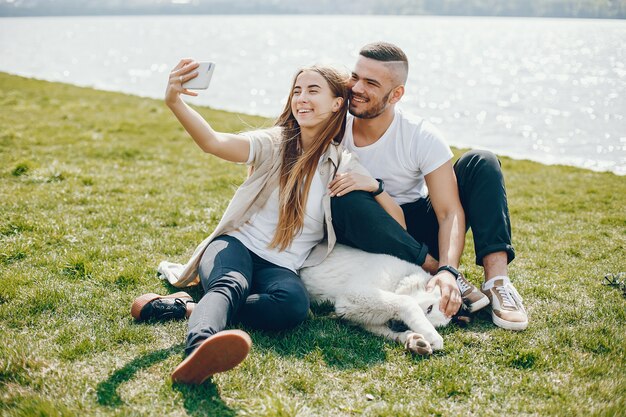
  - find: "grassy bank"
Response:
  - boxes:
[1,72,625,416]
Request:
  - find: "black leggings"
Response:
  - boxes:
[331,149,515,267]
[185,235,310,355]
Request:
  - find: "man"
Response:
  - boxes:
[328,42,527,330]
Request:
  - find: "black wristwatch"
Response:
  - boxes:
[437,265,461,280]
[371,178,385,197]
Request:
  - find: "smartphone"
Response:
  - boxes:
[183,62,215,90]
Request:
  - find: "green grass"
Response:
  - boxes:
[1,71,625,416]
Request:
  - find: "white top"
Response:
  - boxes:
[156,127,371,288]
[343,108,453,205]
[228,132,325,272]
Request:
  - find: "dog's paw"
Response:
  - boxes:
[428,333,444,351]
[404,332,433,356]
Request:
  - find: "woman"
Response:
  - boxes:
[131,59,405,385]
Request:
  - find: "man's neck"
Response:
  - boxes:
[352,107,396,147]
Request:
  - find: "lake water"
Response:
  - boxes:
[1,15,625,175]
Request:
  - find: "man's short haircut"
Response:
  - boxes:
[359,42,409,85]
[359,42,408,64]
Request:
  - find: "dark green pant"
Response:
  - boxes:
[331,150,515,267]
[186,235,310,355]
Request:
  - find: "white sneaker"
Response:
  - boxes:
[481,277,528,331]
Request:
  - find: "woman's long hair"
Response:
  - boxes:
[268,66,349,251]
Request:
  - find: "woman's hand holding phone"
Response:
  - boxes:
[166,59,216,106]
[164,58,250,163]
[165,59,200,106]
[183,62,215,90]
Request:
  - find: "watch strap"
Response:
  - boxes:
[436,265,461,279]
[371,178,384,197]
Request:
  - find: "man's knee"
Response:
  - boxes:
[455,150,504,183]
[457,150,501,171]
[331,190,374,216]
[331,191,381,241]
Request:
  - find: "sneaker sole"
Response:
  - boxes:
[491,308,528,331]
[467,294,490,313]
[130,291,192,321]
[171,330,252,384]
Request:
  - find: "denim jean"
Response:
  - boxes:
[185,235,310,355]
[331,149,515,267]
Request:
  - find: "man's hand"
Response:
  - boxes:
[426,271,462,317]
[328,172,378,197]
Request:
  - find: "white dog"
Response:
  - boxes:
[300,244,454,355]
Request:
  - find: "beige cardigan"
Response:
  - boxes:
[158,127,370,288]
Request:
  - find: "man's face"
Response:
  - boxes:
[348,56,396,119]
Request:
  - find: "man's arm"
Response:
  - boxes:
[423,160,466,317]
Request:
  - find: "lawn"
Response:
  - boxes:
[1,72,625,416]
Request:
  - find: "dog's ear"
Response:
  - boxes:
[451,300,472,327]
[452,315,471,326]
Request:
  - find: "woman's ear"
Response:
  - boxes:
[332,97,344,112]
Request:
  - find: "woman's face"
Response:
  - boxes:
[291,70,343,130]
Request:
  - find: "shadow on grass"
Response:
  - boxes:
[249,300,498,370]
[173,382,237,417]
[250,302,498,369]
[97,344,183,407]
[96,343,235,416]
[249,304,390,370]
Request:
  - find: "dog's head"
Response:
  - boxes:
[417,285,451,327]
[417,285,472,327]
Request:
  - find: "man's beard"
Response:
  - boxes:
[349,89,392,119]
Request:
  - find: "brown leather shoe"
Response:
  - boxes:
[171,330,252,384]
[130,292,193,321]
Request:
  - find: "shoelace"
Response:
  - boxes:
[456,276,471,293]
[153,297,188,319]
[496,283,525,312]
[174,297,188,308]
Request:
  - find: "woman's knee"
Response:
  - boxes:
[276,282,310,327]
[199,236,253,291]
[209,271,251,297]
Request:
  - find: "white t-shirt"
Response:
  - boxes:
[342,108,453,205]
[228,132,325,272]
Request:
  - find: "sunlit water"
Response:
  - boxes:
[1,15,624,175]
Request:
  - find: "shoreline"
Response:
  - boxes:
[5,70,624,177]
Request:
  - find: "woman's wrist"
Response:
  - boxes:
[165,94,184,109]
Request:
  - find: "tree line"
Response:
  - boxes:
[1,0,624,18]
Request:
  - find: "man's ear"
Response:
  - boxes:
[389,85,405,105]
[332,97,344,112]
